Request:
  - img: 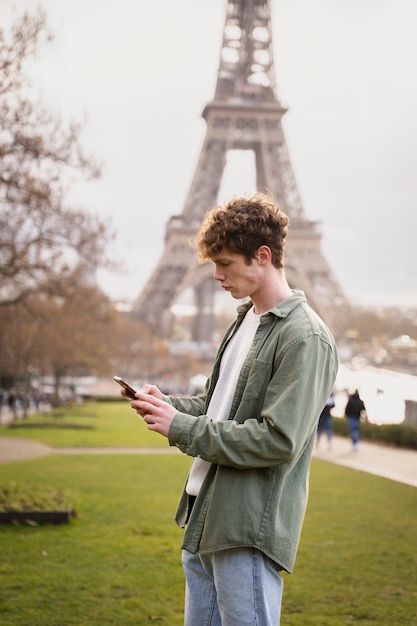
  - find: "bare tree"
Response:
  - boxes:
[0,8,114,307]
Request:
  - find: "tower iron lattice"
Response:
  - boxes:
[134,0,348,342]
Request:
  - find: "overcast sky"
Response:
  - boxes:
[2,0,417,309]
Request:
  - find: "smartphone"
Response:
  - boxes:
[113,376,138,400]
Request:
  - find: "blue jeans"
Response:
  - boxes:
[348,416,360,446]
[182,548,283,626]
[317,416,332,442]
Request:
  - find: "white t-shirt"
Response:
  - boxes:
[186,307,261,496]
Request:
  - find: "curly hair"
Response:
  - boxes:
[192,193,289,269]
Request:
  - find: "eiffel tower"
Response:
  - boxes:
[134,0,348,342]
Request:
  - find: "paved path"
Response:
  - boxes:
[313,435,417,488]
[1,435,417,488]
[0,437,53,463]
[0,437,181,463]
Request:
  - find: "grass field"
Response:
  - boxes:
[0,401,165,447]
[0,403,416,625]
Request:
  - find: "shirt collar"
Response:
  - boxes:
[236,290,306,320]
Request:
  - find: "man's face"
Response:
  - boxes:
[210,248,261,300]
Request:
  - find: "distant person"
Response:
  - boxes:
[7,390,16,419]
[316,392,335,450]
[121,192,338,625]
[345,389,366,451]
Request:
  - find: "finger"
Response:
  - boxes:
[143,412,157,427]
[136,394,163,411]
[130,399,146,416]
[136,391,155,402]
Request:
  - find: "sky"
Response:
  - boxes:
[2,0,417,309]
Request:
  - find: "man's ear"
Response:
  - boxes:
[256,245,272,264]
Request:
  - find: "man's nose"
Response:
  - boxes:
[213,266,224,281]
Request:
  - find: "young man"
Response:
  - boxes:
[125,193,338,625]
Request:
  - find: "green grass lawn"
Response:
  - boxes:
[0,401,166,447]
[0,454,189,625]
[1,403,416,624]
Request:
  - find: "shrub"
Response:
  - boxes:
[332,417,417,450]
[0,482,73,513]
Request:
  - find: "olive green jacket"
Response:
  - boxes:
[166,291,338,573]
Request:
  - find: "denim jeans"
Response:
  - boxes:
[348,416,360,447]
[182,547,283,626]
[317,415,332,443]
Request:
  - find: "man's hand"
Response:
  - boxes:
[131,390,176,438]
[121,383,162,404]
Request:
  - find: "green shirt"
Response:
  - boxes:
[166,291,338,573]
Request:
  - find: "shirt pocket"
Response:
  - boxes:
[239,358,272,400]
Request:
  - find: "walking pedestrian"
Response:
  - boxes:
[317,392,335,450]
[345,389,366,451]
